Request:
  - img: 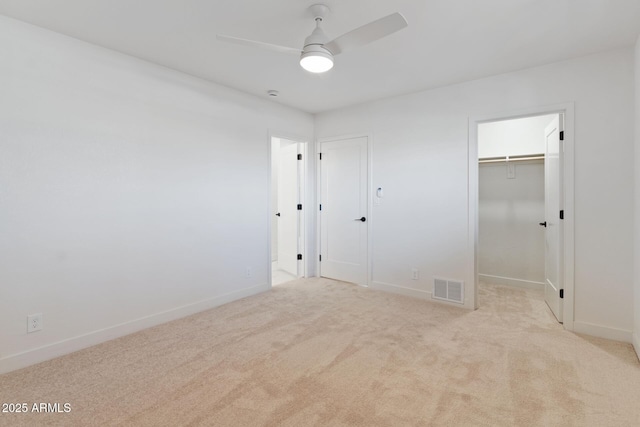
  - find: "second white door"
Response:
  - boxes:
[320,137,368,286]
[277,142,300,276]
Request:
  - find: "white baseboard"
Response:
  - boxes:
[633,332,640,361]
[370,281,431,300]
[0,283,270,375]
[479,274,544,290]
[573,321,633,343]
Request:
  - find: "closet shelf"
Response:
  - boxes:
[478,153,544,164]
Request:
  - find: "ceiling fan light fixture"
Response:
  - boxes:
[217,5,408,77]
[300,45,334,73]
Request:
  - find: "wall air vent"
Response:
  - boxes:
[432,278,464,304]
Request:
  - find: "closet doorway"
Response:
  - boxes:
[270,137,306,286]
[477,113,564,322]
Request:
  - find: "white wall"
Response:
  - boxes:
[0,16,314,373]
[315,48,635,340]
[479,161,545,287]
[634,34,640,358]
[478,115,555,158]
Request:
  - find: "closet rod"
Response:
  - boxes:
[478,154,544,164]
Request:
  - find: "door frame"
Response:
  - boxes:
[468,103,575,331]
[316,133,373,287]
[268,132,309,287]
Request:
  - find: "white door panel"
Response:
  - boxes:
[277,143,299,276]
[544,115,563,322]
[320,137,368,285]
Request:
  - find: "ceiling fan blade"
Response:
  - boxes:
[216,34,301,55]
[324,12,408,56]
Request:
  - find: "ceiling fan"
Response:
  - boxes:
[216,4,408,73]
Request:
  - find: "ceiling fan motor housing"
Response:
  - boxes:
[300,17,334,72]
[303,21,330,50]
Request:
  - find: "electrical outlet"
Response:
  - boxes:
[245,267,252,278]
[27,313,43,333]
[411,268,419,280]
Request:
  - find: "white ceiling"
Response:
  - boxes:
[1,0,639,113]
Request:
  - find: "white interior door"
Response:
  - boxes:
[277,142,299,276]
[544,115,563,322]
[320,137,368,285]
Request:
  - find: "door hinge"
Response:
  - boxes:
[559,210,564,220]
[297,254,302,260]
[297,154,302,160]
[559,289,564,299]
[319,204,322,211]
[297,204,302,210]
[319,255,322,262]
[319,153,322,160]
[559,130,564,141]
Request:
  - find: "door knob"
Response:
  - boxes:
[539,221,547,227]
[354,217,366,222]
[275,213,281,217]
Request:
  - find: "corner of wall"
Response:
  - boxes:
[635,33,640,361]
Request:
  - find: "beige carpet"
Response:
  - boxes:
[1,278,639,426]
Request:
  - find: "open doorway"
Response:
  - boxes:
[271,136,306,286]
[478,115,554,289]
[470,105,575,328]
[478,114,562,321]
